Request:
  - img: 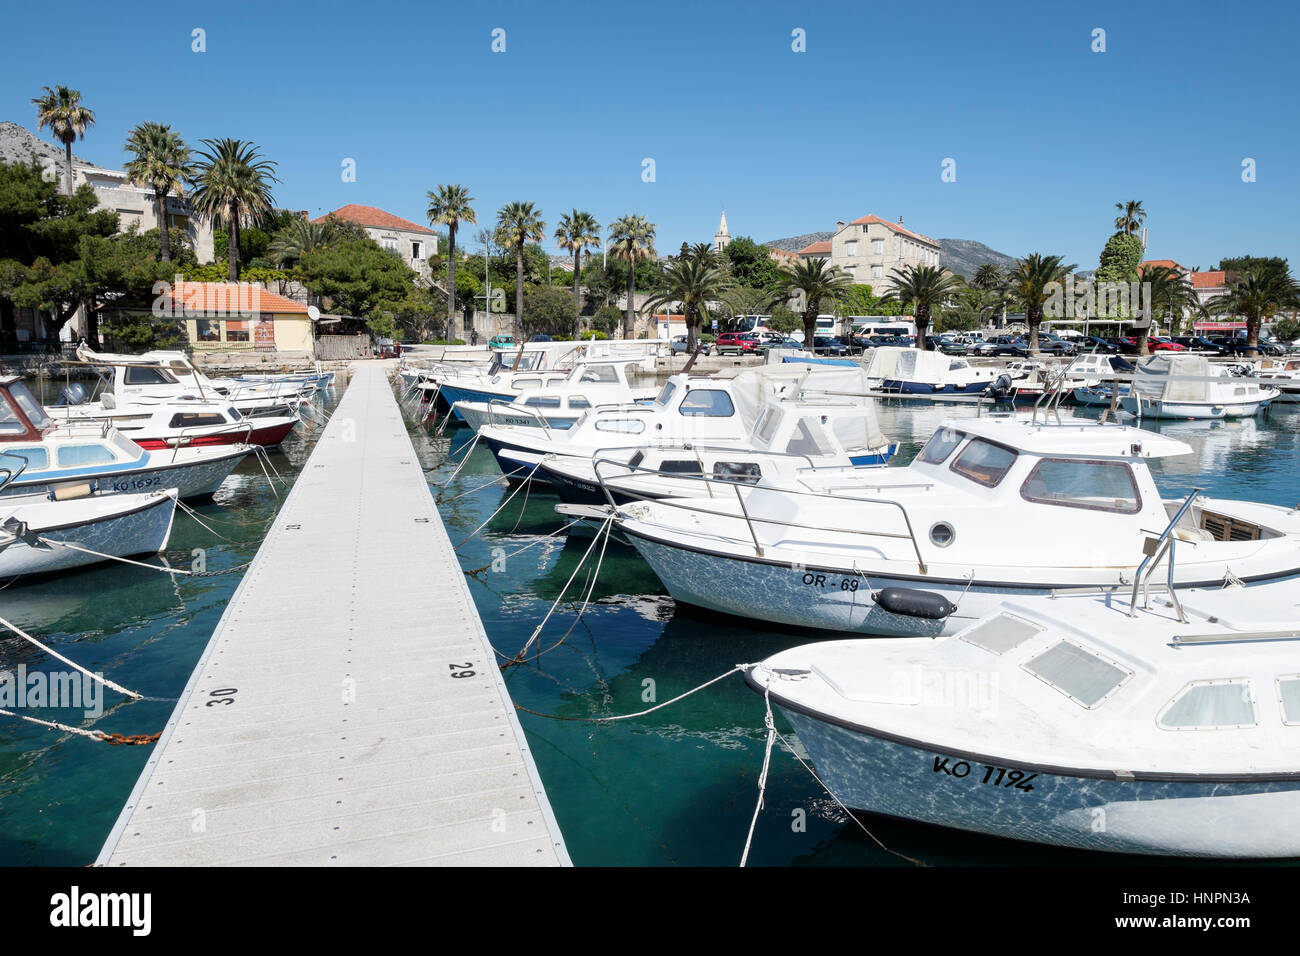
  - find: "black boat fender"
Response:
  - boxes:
[872,586,957,620]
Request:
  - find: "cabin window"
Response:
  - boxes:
[568,395,591,409]
[511,378,542,390]
[654,382,676,407]
[918,428,963,465]
[713,461,762,483]
[578,364,619,384]
[595,419,645,434]
[960,612,1044,655]
[56,443,118,467]
[523,396,562,408]
[168,413,228,428]
[753,407,781,445]
[679,389,735,417]
[950,438,1017,487]
[1020,459,1141,514]
[785,419,833,457]
[5,447,49,470]
[123,366,177,385]
[1158,680,1256,730]
[658,460,703,475]
[627,451,645,469]
[10,383,52,429]
[1277,677,1300,725]
[0,400,27,436]
[1023,641,1131,708]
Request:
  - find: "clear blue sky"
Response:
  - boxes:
[4,0,1297,270]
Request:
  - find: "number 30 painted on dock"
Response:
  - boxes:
[205,687,238,706]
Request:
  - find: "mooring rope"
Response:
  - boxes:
[513,516,615,666]
[452,468,535,549]
[33,537,252,578]
[437,432,482,487]
[513,663,747,723]
[741,683,778,867]
[461,516,585,576]
[0,614,142,699]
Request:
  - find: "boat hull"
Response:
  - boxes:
[1121,394,1274,420]
[770,704,1300,857]
[0,448,248,501]
[0,492,176,578]
[131,419,296,449]
[880,379,989,395]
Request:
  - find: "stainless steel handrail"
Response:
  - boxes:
[1128,486,1203,622]
[594,456,930,573]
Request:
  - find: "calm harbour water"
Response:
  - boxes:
[0,377,1296,866]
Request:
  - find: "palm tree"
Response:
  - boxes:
[1206,266,1300,348]
[123,122,193,263]
[882,265,965,349]
[495,201,545,335]
[1004,253,1075,351]
[269,216,340,268]
[32,85,95,196]
[1138,264,1204,346]
[644,254,734,352]
[553,210,600,335]
[190,139,279,281]
[972,263,1003,291]
[779,257,853,346]
[1113,200,1146,236]
[607,214,657,338]
[427,185,476,335]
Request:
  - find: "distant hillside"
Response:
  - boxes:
[764,232,833,253]
[763,232,1018,277]
[936,238,1019,277]
[0,121,89,168]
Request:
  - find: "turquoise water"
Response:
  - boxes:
[421,398,1300,867]
[0,378,1296,865]
[0,379,343,866]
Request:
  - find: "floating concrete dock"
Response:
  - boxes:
[97,363,569,866]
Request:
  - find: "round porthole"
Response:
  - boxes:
[929,522,956,547]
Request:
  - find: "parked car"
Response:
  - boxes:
[1146,336,1188,352]
[1033,333,1076,355]
[1172,335,1226,354]
[1112,337,1142,355]
[976,335,1028,357]
[488,334,516,349]
[1210,336,1264,357]
[812,336,852,356]
[1078,335,1119,353]
[834,335,864,354]
[671,335,713,355]
[376,338,401,359]
[715,332,760,355]
[925,334,968,355]
[528,333,553,342]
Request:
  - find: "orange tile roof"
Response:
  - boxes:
[1189,270,1227,289]
[1139,259,1183,273]
[162,281,309,315]
[313,204,435,235]
[798,240,833,256]
[847,214,939,247]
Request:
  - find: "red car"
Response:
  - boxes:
[1147,336,1187,352]
[716,332,759,355]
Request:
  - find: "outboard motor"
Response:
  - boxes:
[873,587,958,620]
[988,372,1014,402]
[57,382,88,406]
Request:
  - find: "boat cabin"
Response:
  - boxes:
[0,377,55,442]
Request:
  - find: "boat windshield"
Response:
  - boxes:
[1020,458,1140,514]
[917,428,964,465]
[654,381,677,407]
[4,383,51,432]
[950,438,1018,487]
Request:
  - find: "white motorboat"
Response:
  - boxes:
[475,364,890,480]
[448,358,658,430]
[866,347,1000,395]
[747,581,1300,857]
[0,376,250,500]
[46,394,298,448]
[1254,358,1300,404]
[67,345,308,417]
[0,483,178,579]
[526,396,898,505]
[1120,353,1279,419]
[613,414,1300,637]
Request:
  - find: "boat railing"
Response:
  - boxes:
[165,420,255,461]
[1129,486,1203,623]
[592,456,930,572]
[484,399,554,435]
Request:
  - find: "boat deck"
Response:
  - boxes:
[96,363,569,866]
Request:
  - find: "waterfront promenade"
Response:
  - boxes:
[96,363,569,866]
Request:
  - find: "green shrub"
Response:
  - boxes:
[580,330,609,340]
